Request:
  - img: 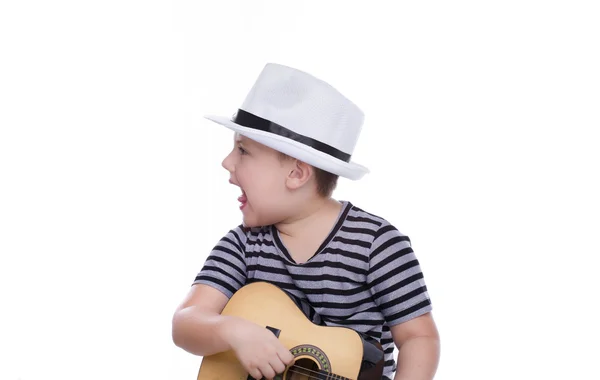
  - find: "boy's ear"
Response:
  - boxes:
[285,159,313,190]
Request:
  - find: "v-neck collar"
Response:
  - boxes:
[271,201,352,265]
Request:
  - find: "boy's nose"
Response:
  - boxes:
[221,152,234,173]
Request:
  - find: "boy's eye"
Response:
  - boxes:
[238,146,248,155]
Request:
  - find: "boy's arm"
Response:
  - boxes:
[172,284,294,379]
[390,312,440,380]
[171,284,232,356]
[173,225,250,356]
[173,226,293,378]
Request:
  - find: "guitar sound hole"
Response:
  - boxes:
[285,358,321,380]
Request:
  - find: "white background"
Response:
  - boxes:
[1,1,599,379]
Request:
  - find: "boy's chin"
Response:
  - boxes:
[241,217,261,229]
[242,214,276,228]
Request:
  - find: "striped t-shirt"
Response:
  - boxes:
[194,200,432,379]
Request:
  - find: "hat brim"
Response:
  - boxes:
[204,115,369,180]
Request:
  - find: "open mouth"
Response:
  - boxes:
[237,190,247,210]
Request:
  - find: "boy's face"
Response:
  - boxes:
[221,133,293,227]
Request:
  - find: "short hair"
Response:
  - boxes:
[277,152,338,197]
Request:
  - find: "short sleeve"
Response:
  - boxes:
[193,225,248,298]
[367,223,432,326]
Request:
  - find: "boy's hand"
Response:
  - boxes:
[220,316,294,379]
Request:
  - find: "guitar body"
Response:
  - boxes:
[197,282,383,380]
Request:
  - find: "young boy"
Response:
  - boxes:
[172,63,440,380]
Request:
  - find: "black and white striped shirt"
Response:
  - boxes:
[194,201,432,379]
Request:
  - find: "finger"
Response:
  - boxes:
[258,363,276,380]
[270,356,286,375]
[278,349,294,365]
[248,368,262,380]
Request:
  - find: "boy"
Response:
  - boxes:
[172,63,440,380]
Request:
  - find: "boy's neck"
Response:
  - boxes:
[274,197,342,240]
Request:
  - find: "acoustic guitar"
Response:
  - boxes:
[197,281,384,380]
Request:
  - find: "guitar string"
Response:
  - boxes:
[283,364,351,380]
[285,368,349,380]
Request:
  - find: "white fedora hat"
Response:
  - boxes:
[204,63,369,180]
